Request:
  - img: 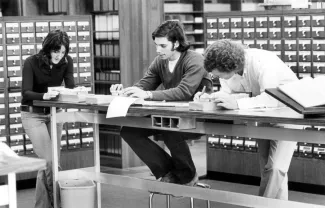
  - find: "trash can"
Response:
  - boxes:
[59,179,96,208]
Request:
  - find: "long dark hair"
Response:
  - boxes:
[41,29,70,59]
[152,20,190,52]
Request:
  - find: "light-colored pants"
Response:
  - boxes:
[21,111,63,208]
[257,139,296,200]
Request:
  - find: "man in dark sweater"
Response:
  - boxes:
[110,20,213,185]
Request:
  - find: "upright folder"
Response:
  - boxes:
[265,88,325,116]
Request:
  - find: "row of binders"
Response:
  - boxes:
[93,0,119,12]
[94,15,119,40]
[99,132,121,156]
[94,43,119,57]
[95,84,112,95]
[94,57,120,72]
[95,71,120,82]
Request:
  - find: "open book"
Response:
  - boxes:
[278,76,325,108]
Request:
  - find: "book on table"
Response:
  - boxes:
[277,76,325,108]
[265,76,325,116]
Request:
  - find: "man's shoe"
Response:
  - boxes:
[183,172,198,186]
[159,172,180,184]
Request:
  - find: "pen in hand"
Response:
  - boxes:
[199,86,208,101]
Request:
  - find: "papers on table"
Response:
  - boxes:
[48,86,90,102]
[106,97,143,118]
[105,99,189,118]
[85,94,115,105]
[278,76,325,108]
[0,142,19,166]
[141,101,189,108]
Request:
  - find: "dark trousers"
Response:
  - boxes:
[120,127,200,184]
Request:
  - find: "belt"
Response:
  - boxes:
[20,105,51,114]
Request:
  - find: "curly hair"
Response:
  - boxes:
[204,39,246,73]
[41,29,70,59]
[152,20,190,52]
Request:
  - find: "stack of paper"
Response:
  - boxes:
[48,86,90,103]
[85,94,115,105]
[278,76,325,108]
[142,101,189,107]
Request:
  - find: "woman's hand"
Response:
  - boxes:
[43,91,59,100]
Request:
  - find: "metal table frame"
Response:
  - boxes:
[34,101,325,208]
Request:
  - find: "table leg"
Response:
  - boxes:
[94,110,101,208]
[51,107,59,208]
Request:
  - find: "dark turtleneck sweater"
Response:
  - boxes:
[21,52,75,106]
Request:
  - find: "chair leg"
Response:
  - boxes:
[149,193,155,208]
[166,195,171,208]
[149,182,211,208]
[190,197,194,208]
[193,183,211,208]
[149,192,172,208]
[206,199,211,208]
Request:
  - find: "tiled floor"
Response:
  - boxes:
[17,139,325,208]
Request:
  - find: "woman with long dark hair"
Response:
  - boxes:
[21,29,74,208]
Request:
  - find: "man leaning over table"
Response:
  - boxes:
[195,39,298,200]
[110,20,213,186]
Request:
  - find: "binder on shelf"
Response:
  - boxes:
[53,0,60,13]
[101,0,112,11]
[93,0,100,11]
[113,0,119,11]
[48,0,54,13]
[265,88,325,116]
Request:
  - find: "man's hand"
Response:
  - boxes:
[122,87,149,99]
[194,92,210,101]
[110,84,124,95]
[195,91,238,110]
[208,91,230,100]
[214,95,239,110]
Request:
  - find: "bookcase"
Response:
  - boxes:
[92,0,120,95]
[90,0,123,168]
[0,15,95,180]
[164,0,205,54]
[205,9,325,190]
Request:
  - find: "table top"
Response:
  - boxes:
[0,156,46,176]
[34,100,325,126]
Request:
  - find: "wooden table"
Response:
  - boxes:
[0,155,46,208]
[34,100,325,208]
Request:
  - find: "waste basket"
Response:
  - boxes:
[59,179,95,208]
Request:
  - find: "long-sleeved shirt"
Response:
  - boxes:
[219,48,298,109]
[133,50,213,101]
[21,53,75,106]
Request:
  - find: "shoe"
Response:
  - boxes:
[183,172,198,186]
[159,172,180,184]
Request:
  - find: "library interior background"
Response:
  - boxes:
[1,0,325,207]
